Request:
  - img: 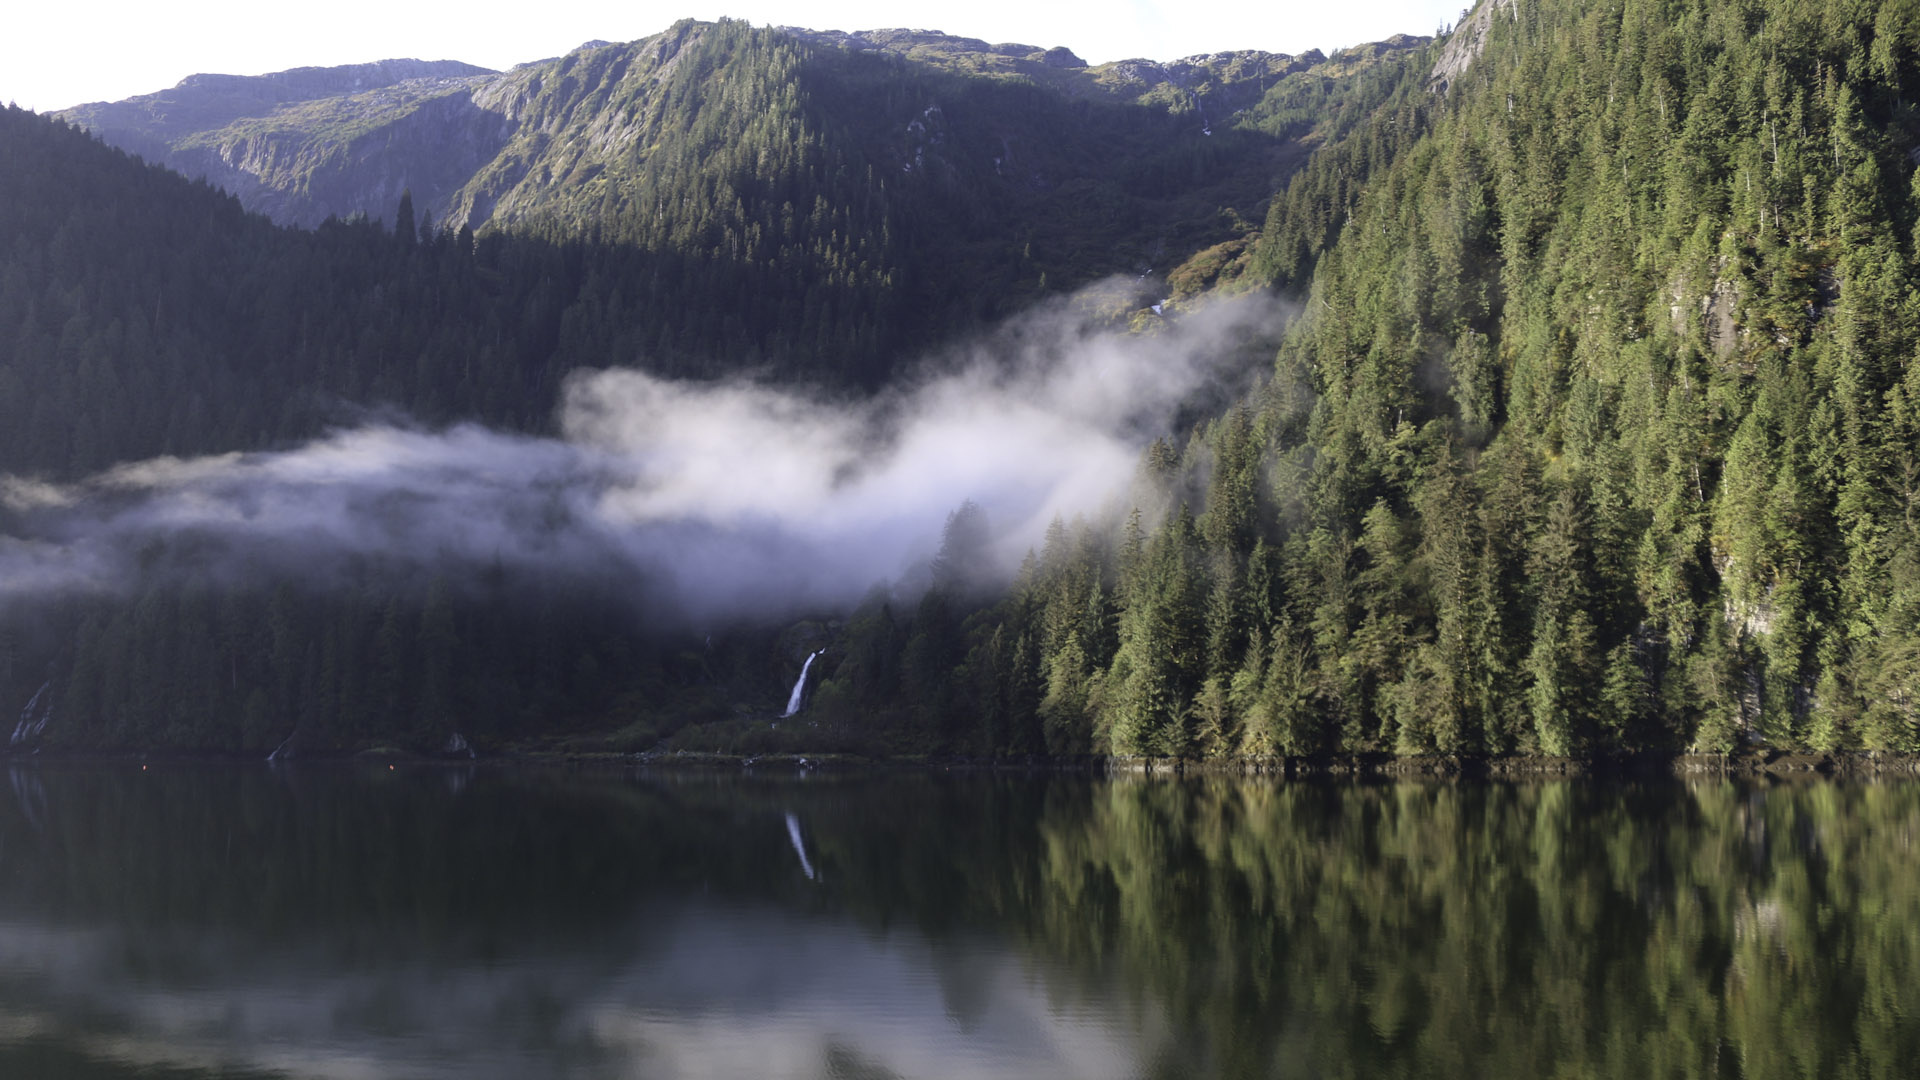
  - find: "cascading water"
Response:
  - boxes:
[782,651,821,717]
[11,681,51,747]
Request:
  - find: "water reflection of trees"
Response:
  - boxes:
[0,767,1915,1077]
[998,777,1920,1079]
[690,772,1920,1078]
[799,775,1920,1078]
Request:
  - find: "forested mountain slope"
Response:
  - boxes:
[57,24,1410,240]
[8,0,1919,761]
[45,22,1424,393]
[0,24,1439,755]
[0,104,676,475]
[814,0,1920,760]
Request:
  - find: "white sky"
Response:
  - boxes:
[3,1,1471,114]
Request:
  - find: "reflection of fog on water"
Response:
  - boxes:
[0,906,1155,1080]
[0,765,1915,1079]
[0,766,1168,1079]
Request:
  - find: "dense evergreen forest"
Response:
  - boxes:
[806,0,1920,760]
[5,0,1920,760]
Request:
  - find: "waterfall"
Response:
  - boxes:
[11,682,51,747]
[782,651,821,717]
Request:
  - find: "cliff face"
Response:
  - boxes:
[1427,0,1519,95]
[62,61,503,229]
[159,80,511,229]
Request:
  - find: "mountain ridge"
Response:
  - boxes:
[55,22,1426,237]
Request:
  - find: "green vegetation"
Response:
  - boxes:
[56,21,1421,351]
[41,21,1422,392]
[6,1,1920,760]
[808,0,1920,759]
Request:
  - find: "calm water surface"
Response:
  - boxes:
[0,764,1913,1078]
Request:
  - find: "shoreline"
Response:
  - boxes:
[7,746,1920,778]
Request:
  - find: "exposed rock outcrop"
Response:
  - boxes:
[1429,0,1519,96]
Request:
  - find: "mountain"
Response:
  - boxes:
[41,21,1426,391]
[0,23,1444,757]
[60,60,499,229]
[62,58,498,143]
[10,0,1917,762]
[56,26,1398,236]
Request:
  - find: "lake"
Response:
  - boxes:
[0,763,1912,1078]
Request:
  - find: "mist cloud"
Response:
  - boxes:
[0,288,1287,623]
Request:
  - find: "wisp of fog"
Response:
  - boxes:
[0,289,1287,622]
